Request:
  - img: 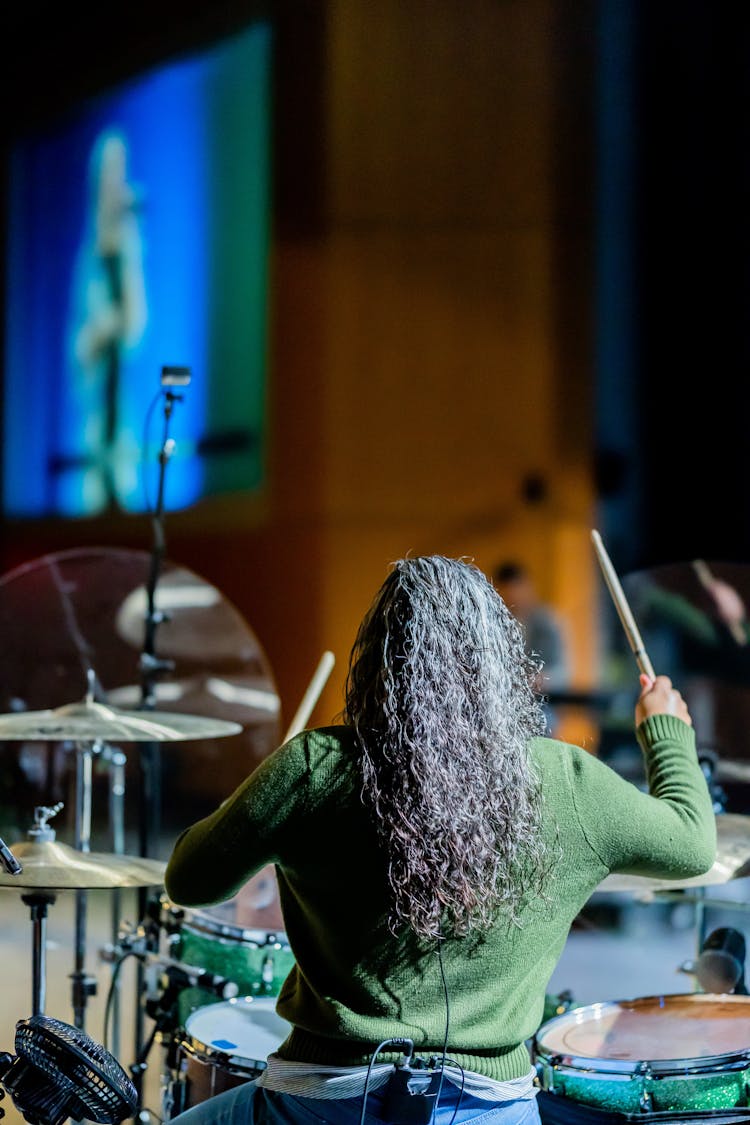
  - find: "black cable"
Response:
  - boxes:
[140,388,165,515]
[441,1058,466,1125]
[359,1037,413,1125]
[103,951,139,1052]
[430,935,450,1124]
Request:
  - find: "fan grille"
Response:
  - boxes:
[14,1015,137,1123]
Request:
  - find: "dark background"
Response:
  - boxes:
[2,1,749,574]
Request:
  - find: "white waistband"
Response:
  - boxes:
[255,1053,538,1102]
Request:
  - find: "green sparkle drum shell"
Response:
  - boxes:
[174,922,295,1027]
[533,993,750,1116]
[162,870,296,1028]
[175,918,294,995]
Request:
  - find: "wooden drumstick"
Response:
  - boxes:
[283,650,336,742]
[591,530,656,680]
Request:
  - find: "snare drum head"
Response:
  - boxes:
[184,997,292,1068]
[535,992,750,1071]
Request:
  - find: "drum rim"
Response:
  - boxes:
[180,1035,268,1073]
[181,918,289,946]
[162,895,291,947]
[179,999,290,1066]
[181,996,288,1070]
[533,993,750,1076]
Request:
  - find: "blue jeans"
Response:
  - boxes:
[168,1080,541,1125]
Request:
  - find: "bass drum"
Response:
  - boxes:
[164,996,292,1120]
[533,993,750,1120]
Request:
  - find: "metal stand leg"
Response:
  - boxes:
[695,887,708,964]
[107,745,127,1060]
[133,741,162,1105]
[22,892,56,1016]
[71,742,99,1030]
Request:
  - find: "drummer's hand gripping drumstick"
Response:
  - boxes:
[283,650,336,742]
[591,530,655,680]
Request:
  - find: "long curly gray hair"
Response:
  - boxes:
[344,555,552,941]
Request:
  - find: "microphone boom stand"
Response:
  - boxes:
[132,382,185,1111]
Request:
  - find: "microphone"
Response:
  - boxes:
[0,838,22,877]
[157,959,239,1001]
[679,927,747,995]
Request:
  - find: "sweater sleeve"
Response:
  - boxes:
[164,737,304,907]
[568,714,717,878]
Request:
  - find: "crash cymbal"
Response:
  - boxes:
[0,548,282,805]
[0,839,166,889]
[714,759,750,784]
[106,675,280,725]
[114,572,264,665]
[619,561,750,765]
[0,698,242,743]
[595,814,750,895]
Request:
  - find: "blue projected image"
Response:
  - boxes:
[4,22,271,518]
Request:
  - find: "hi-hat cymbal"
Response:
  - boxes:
[0,699,242,743]
[594,814,750,896]
[0,839,166,890]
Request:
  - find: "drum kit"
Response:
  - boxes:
[0,546,294,1123]
[531,545,750,1123]
[0,541,748,1124]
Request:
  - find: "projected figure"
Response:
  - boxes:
[68,129,147,513]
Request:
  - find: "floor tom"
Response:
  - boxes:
[533,993,750,1116]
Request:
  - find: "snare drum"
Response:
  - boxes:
[164,996,292,1118]
[533,993,750,1116]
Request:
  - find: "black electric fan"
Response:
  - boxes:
[0,1014,137,1125]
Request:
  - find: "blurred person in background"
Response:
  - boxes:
[493,560,571,733]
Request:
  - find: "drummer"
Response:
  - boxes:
[164,555,716,1125]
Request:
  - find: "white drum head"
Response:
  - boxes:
[536,993,750,1071]
[184,996,291,1067]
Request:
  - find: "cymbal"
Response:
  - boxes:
[714,759,750,784]
[595,814,750,895]
[619,561,750,766]
[115,574,263,665]
[0,839,166,889]
[0,699,242,743]
[0,549,282,805]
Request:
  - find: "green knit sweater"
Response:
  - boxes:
[164,716,716,1082]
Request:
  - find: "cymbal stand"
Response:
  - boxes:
[692,751,726,968]
[70,740,103,1032]
[139,382,185,846]
[22,892,57,1016]
[43,558,136,1038]
[98,742,128,1060]
[64,719,132,1044]
[21,805,64,1016]
[133,375,186,1107]
[694,887,708,963]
